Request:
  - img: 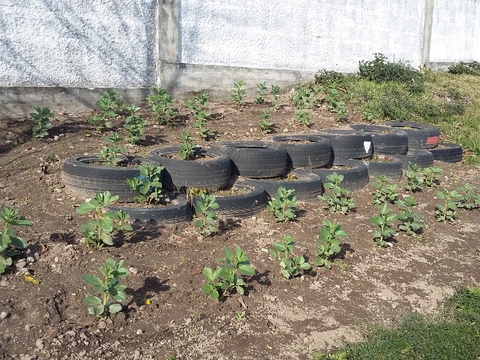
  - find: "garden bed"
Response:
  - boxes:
[0,91,479,360]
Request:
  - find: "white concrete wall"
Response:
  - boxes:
[430,0,480,63]
[0,0,156,87]
[179,0,426,73]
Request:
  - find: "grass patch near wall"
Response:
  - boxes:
[312,286,480,360]
[315,55,480,164]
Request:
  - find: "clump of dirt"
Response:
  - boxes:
[0,94,479,359]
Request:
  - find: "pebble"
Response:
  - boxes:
[297,296,304,302]
[0,279,8,287]
[97,321,107,330]
[136,329,144,335]
[0,311,9,320]
[129,266,139,275]
[35,338,44,350]
[26,256,35,264]
[16,260,27,269]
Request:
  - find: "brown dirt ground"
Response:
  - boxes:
[0,91,479,360]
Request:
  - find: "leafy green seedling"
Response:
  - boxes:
[457,183,480,210]
[31,106,54,138]
[76,191,133,248]
[422,166,442,187]
[295,108,311,127]
[370,202,398,247]
[255,82,268,104]
[267,187,297,222]
[270,85,281,111]
[370,175,399,205]
[123,104,148,144]
[194,193,219,237]
[231,80,246,109]
[0,207,31,274]
[202,247,255,300]
[82,258,130,318]
[325,87,349,122]
[187,93,213,139]
[98,132,127,167]
[404,163,424,193]
[395,196,424,241]
[146,86,178,125]
[259,109,274,134]
[315,220,347,269]
[269,235,311,278]
[178,131,197,160]
[318,172,356,214]
[88,89,123,131]
[435,188,463,222]
[126,164,164,204]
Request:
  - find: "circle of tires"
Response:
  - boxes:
[393,150,434,169]
[191,179,267,219]
[108,194,191,225]
[428,143,463,163]
[311,160,369,191]
[382,122,440,150]
[146,146,231,192]
[242,170,323,202]
[211,141,288,178]
[349,124,408,155]
[313,130,373,162]
[61,155,155,202]
[268,135,332,169]
[363,155,403,180]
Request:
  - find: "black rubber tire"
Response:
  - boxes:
[211,141,288,178]
[108,194,191,225]
[349,124,408,155]
[311,160,369,191]
[268,135,332,169]
[382,122,440,150]
[61,155,154,202]
[429,143,463,163]
[363,155,403,180]
[242,169,323,202]
[191,179,267,219]
[312,130,373,162]
[393,150,434,169]
[146,146,231,192]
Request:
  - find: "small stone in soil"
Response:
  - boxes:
[0,311,9,320]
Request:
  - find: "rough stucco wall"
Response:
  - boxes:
[430,0,480,63]
[0,0,156,87]
[179,0,426,73]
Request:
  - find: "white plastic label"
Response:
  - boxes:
[364,141,372,153]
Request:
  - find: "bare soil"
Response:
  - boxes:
[0,93,479,360]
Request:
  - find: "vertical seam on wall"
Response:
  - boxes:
[156,0,179,87]
[422,0,435,67]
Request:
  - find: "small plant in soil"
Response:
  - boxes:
[126,164,164,204]
[370,175,399,205]
[370,202,398,247]
[194,193,219,237]
[325,87,349,122]
[98,132,127,167]
[457,183,480,210]
[294,108,311,127]
[202,246,255,300]
[422,166,442,187]
[269,235,311,279]
[270,85,281,111]
[404,163,424,193]
[178,130,197,160]
[259,109,274,134]
[186,93,213,139]
[76,191,133,248]
[255,82,268,104]
[81,258,130,319]
[146,86,178,125]
[395,196,424,241]
[88,89,123,131]
[435,188,463,222]
[123,104,148,144]
[231,80,246,109]
[290,86,313,109]
[315,219,347,269]
[267,187,297,222]
[30,106,54,138]
[0,207,31,275]
[318,172,356,215]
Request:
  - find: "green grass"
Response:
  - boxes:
[312,286,480,360]
[315,55,480,164]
